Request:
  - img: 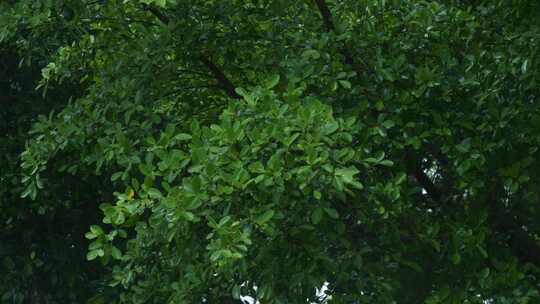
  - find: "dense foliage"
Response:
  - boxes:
[2,0,540,303]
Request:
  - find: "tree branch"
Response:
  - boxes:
[314,1,444,204]
[314,0,335,31]
[145,5,241,100]
[0,95,18,104]
[199,56,242,99]
[505,219,540,266]
[313,0,361,74]
[405,149,443,202]
[143,4,170,25]
[487,183,540,267]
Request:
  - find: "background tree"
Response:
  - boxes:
[2,0,540,303]
[0,1,115,302]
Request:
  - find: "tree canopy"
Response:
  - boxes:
[2,0,540,303]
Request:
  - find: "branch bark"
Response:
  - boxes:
[405,150,443,202]
[144,4,170,25]
[199,56,242,99]
[314,0,335,31]
[313,0,443,201]
[314,0,361,74]
[487,183,540,267]
[0,95,18,104]
[145,5,241,100]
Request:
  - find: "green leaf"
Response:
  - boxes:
[113,211,126,225]
[232,285,242,300]
[174,133,192,141]
[248,161,265,173]
[141,0,168,8]
[147,188,162,199]
[111,246,122,260]
[335,167,359,184]
[111,172,123,181]
[338,80,351,89]
[210,250,222,262]
[21,184,36,199]
[380,160,394,167]
[265,74,280,89]
[322,120,339,135]
[396,172,407,184]
[85,232,97,240]
[451,252,461,265]
[382,120,395,129]
[87,250,99,261]
[456,138,471,153]
[479,268,490,280]
[256,210,275,225]
[311,208,323,224]
[354,255,363,269]
[90,225,104,235]
[522,59,529,73]
[283,133,300,147]
[88,241,101,250]
[302,49,320,59]
[234,87,248,97]
[324,208,339,219]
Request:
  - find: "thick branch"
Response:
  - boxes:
[504,219,540,266]
[314,0,361,74]
[405,150,443,202]
[314,0,335,31]
[199,56,241,99]
[488,184,540,267]
[144,4,170,25]
[146,6,241,100]
[0,95,18,104]
[413,166,442,202]
[314,1,443,203]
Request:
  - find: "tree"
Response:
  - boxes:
[2,0,540,303]
[0,3,116,302]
